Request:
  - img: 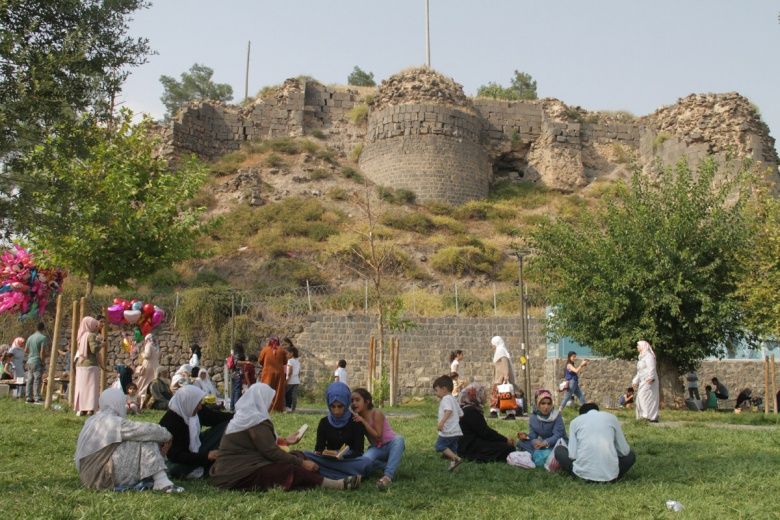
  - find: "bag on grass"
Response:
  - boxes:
[507,450,535,469]
[533,448,552,467]
[544,438,567,472]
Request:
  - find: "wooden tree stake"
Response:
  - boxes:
[44,294,63,409]
[68,300,78,406]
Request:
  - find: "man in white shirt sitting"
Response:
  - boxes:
[554,402,635,482]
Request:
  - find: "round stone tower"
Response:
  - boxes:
[358,68,491,205]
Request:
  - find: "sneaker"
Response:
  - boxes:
[343,475,361,490]
[503,414,516,421]
[185,467,204,480]
[376,476,392,491]
[489,411,498,419]
[448,459,462,472]
[158,485,185,494]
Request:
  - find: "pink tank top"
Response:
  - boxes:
[371,414,396,447]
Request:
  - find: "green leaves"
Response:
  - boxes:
[159,63,234,121]
[11,109,208,292]
[531,159,752,372]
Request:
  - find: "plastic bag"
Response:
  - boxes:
[544,438,567,472]
[507,450,535,469]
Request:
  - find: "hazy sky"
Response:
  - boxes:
[122,1,779,151]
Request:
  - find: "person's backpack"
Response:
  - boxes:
[226,354,236,371]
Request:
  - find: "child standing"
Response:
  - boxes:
[227,344,245,411]
[334,359,348,387]
[285,344,301,412]
[433,374,463,471]
[449,350,464,395]
[704,385,717,410]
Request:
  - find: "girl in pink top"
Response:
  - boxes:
[351,388,406,490]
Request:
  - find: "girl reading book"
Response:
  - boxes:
[304,382,370,480]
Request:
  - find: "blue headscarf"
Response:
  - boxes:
[326,382,352,428]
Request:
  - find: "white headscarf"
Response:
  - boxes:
[168,385,206,453]
[225,383,276,436]
[74,388,127,470]
[75,317,100,362]
[637,340,655,359]
[170,363,192,389]
[491,336,511,363]
[194,370,218,397]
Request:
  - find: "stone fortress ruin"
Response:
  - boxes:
[166,67,779,205]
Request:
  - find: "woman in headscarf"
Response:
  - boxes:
[632,340,659,422]
[73,317,104,416]
[258,337,288,412]
[516,389,567,466]
[304,382,370,480]
[159,384,232,479]
[209,383,360,491]
[8,337,25,379]
[148,367,173,410]
[193,367,219,399]
[75,388,182,493]
[489,336,517,420]
[457,383,515,463]
[170,363,192,392]
[135,333,160,403]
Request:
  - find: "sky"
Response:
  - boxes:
[122,1,780,152]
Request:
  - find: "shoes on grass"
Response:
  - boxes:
[376,476,392,491]
[343,475,361,490]
[448,459,462,472]
[185,467,204,480]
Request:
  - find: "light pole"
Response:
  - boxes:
[515,250,531,407]
[424,0,431,68]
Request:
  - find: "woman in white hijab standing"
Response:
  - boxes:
[159,384,232,479]
[135,333,160,403]
[75,388,182,492]
[489,336,517,420]
[632,340,659,422]
[73,317,104,416]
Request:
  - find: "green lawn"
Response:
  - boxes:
[1,398,779,520]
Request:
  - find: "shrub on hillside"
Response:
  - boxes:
[348,103,369,125]
[381,211,435,234]
[453,200,514,221]
[430,245,503,276]
[340,166,364,183]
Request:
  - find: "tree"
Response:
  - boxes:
[736,172,780,337]
[0,0,151,161]
[477,70,537,101]
[9,109,208,295]
[159,64,234,121]
[530,159,751,374]
[347,66,376,87]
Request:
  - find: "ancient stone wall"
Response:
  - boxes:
[359,103,492,204]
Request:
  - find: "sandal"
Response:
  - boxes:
[376,476,392,491]
[343,475,361,490]
[158,485,185,494]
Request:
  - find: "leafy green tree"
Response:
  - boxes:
[477,70,537,101]
[10,109,208,295]
[0,0,150,160]
[530,159,751,374]
[736,173,780,337]
[159,64,234,120]
[347,66,376,87]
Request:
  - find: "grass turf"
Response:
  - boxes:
[1,398,779,519]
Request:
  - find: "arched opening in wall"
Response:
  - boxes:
[492,152,530,182]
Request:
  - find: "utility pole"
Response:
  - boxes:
[424,0,431,68]
[516,251,531,405]
[244,40,251,102]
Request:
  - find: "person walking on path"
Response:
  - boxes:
[135,334,160,404]
[559,351,589,412]
[632,340,659,422]
[24,322,47,402]
[488,336,516,420]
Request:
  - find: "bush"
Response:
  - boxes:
[144,267,181,288]
[424,201,453,215]
[322,288,366,311]
[264,153,286,168]
[347,103,369,125]
[309,168,331,181]
[317,148,337,164]
[430,215,466,234]
[210,150,246,175]
[268,137,300,155]
[193,269,228,286]
[453,200,514,221]
[381,211,435,234]
[327,187,350,201]
[489,180,552,208]
[340,166,364,183]
[260,257,324,288]
[377,186,417,205]
[430,245,504,276]
[349,143,364,162]
[300,139,319,154]
[310,129,326,139]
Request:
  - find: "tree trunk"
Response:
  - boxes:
[657,358,685,409]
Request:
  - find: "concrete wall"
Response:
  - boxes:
[359,104,492,204]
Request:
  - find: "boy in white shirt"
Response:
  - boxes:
[333,359,348,387]
[433,374,464,471]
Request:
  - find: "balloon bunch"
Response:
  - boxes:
[106,297,165,341]
[0,245,66,319]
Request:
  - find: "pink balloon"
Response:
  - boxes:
[151,308,165,327]
[106,304,125,324]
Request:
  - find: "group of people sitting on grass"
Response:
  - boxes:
[74,353,636,495]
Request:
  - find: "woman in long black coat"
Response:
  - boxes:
[458,383,516,462]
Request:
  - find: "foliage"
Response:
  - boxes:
[327,187,350,201]
[736,173,780,337]
[347,103,369,125]
[310,129,326,139]
[159,63,233,121]
[381,211,435,234]
[453,200,515,221]
[0,0,151,162]
[9,110,208,294]
[531,159,752,372]
[378,186,416,205]
[341,166,364,183]
[209,150,246,175]
[309,168,331,181]
[476,70,538,101]
[430,245,504,277]
[264,153,286,168]
[347,66,376,87]
[349,143,364,162]
[174,287,233,355]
